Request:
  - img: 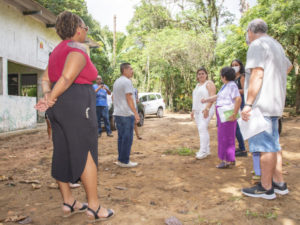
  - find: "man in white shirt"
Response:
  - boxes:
[113,63,140,167]
[241,19,293,199]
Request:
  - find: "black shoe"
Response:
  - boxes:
[107,133,113,137]
[235,149,247,157]
[273,181,289,195]
[242,182,276,200]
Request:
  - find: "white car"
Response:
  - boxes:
[138,92,165,118]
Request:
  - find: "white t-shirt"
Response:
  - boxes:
[245,36,292,116]
[113,76,135,116]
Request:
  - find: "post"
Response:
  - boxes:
[0,57,8,95]
[113,15,117,67]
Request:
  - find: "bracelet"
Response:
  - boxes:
[245,104,253,107]
[43,91,51,95]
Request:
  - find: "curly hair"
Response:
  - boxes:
[220,67,236,81]
[55,11,82,40]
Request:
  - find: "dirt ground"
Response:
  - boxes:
[0,113,300,225]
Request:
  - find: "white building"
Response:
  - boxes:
[0,0,98,132]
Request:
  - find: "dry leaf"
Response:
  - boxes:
[32,184,42,189]
[5,215,27,222]
[20,180,40,184]
[0,175,8,181]
[48,183,58,189]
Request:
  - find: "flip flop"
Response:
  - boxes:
[87,205,114,223]
[62,200,87,218]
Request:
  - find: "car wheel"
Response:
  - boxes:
[157,107,163,118]
[110,116,116,131]
[137,112,144,127]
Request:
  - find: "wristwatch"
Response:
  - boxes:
[245,104,253,107]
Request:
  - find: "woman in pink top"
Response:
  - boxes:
[35,11,114,222]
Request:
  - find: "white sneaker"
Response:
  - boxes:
[116,161,138,168]
[196,152,209,159]
[69,183,80,188]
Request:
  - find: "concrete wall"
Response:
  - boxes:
[0,95,36,132]
[0,0,61,73]
[0,0,60,132]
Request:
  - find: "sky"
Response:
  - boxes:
[86,0,257,33]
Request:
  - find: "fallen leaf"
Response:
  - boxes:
[7,211,15,216]
[48,183,58,189]
[32,184,42,189]
[136,172,143,177]
[0,175,8,181]
[20,180,40,184]
[5,215,27,222]
[115,186,127,190]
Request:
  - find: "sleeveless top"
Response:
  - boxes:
[234,75,245,108]
[234,75,242,89]
[48,40,98,84]
[192,81,211,111]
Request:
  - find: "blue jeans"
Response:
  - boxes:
[236,122,246,151]
[115,115,135,164]
[96,106,111,134]
[236,95,245,151]
[252,152,261,176]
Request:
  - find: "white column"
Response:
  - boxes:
[0,57,8,96]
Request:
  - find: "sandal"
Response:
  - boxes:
[228,161,236,166]
[62,200,88,218]
[216,161,230,169]
[87,205,114,222]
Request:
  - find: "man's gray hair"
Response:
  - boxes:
[247,19,268,34]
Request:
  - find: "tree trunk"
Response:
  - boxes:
[294,61,300,114]
[146,56,150,91]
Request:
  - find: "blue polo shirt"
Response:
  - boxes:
[93,84,110,107]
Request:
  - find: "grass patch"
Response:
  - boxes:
[229,196,243,201]
[194,216,222,224]
[164,147,196,156]
[246,209,277,220]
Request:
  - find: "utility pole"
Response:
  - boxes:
[113,15,116,67]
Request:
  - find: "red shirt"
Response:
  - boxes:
[48,40,97,84]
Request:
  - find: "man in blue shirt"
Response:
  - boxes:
[93,75,113,137]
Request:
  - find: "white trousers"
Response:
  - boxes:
[194,109,214,154]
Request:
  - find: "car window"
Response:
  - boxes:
[140,95,148,102]
[149,94,156,101]
[156,94,161,99]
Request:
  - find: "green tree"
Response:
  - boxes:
[241,0,299,111]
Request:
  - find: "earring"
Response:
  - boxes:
[77,32,80,35]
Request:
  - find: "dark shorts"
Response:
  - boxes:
[46,83,98,183]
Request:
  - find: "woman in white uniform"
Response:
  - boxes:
[191,67,216,159]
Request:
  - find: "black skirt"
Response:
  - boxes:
[46,83,98,183]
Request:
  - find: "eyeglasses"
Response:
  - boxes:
[80,25,89,32]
